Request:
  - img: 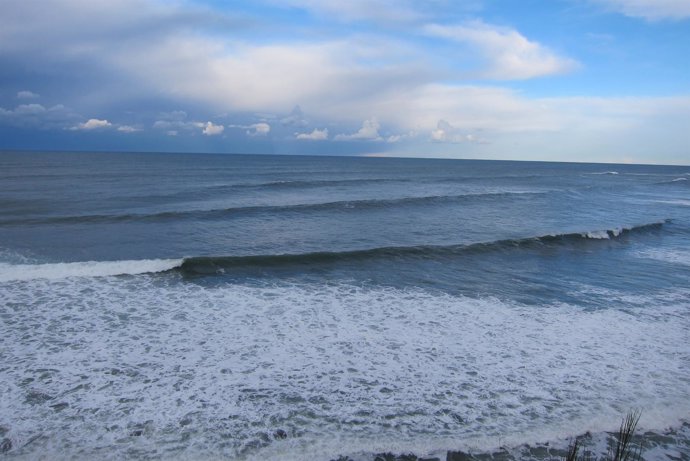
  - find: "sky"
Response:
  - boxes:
[0,0,689,164]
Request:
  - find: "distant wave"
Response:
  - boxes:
[0,258,183,282]
[133,177,412,200]
[585,171,619,175]
[655,177,689,186]
[0,191,547,226]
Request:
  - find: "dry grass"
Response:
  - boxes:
[564,411,641,461]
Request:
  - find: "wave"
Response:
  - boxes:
[1,221,667,281]
[655,177,689,186]
[0,258,183,282]
[585,171,619,175]
[128,177,412,201]
[0,191,548,226]
[179,221,667,276]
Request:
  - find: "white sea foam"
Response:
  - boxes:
[0,276,688,460]
[651,199,690,207]
[637,248,690,266]
[582,228,620,239]
[0,258,183,282]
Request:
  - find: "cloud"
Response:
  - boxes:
[71,118,112,130]
[158,110,187,121]
[334,83,563,134]
[0,0,687,163]
[281,105,309,127]
[202,121,224,136]
[248,122,270,136]
[117,125,142,133]
[153,113,205,133]
[431,120,449,141]
[116,37,424,117]
[591,0,690,20]
[0,1,491,130]
[13,103,46,115]
[424,21,578,80]
[386,130,417,143]
[167,130,178,136]
[229,122,271,136]
[0,103,79,129]
[334,118,383,141]
[17,90,39,99]
[430,119,485,143]
[295,127,328,140]
[269,0,424,24]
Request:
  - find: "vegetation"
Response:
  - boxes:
[565,410,642,461]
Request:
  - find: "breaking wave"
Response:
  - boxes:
[0,258,183,282]
[1,221,666,282]
[178,221,668,275]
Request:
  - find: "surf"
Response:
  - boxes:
[0,258,183,282]
[178,220,668,276]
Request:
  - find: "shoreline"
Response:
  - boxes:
[323,420,690,461]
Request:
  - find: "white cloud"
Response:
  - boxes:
[355,84,561,133]
[248,122,270,136]
[202,121,224,136]
[167,130,178,136]
[229,122,271,136]
[295,127,328,140]
[431,119,455,142]
[117,125,142,133]
[17,90,39,99]
[334,118,383,141]
[153,115,204,132]
[592,0,690,20]
[424,21,578,80]
[71,118,112,130]
[386,130,417,143]
[430,119,485,143]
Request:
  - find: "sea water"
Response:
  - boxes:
[0,151,688,460]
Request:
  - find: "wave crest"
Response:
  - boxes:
[1,221,667,281]
[180,221,668,275]
[0,191,547,226]
[0,258,183,282]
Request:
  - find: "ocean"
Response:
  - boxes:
[0,151,688,460]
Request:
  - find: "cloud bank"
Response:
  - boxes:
[424,21,579,80]
[0,0,688,164]
[296,128,328,140]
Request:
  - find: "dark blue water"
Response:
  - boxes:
[1,151,689,460]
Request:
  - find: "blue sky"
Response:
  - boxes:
[1,0,689,164]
